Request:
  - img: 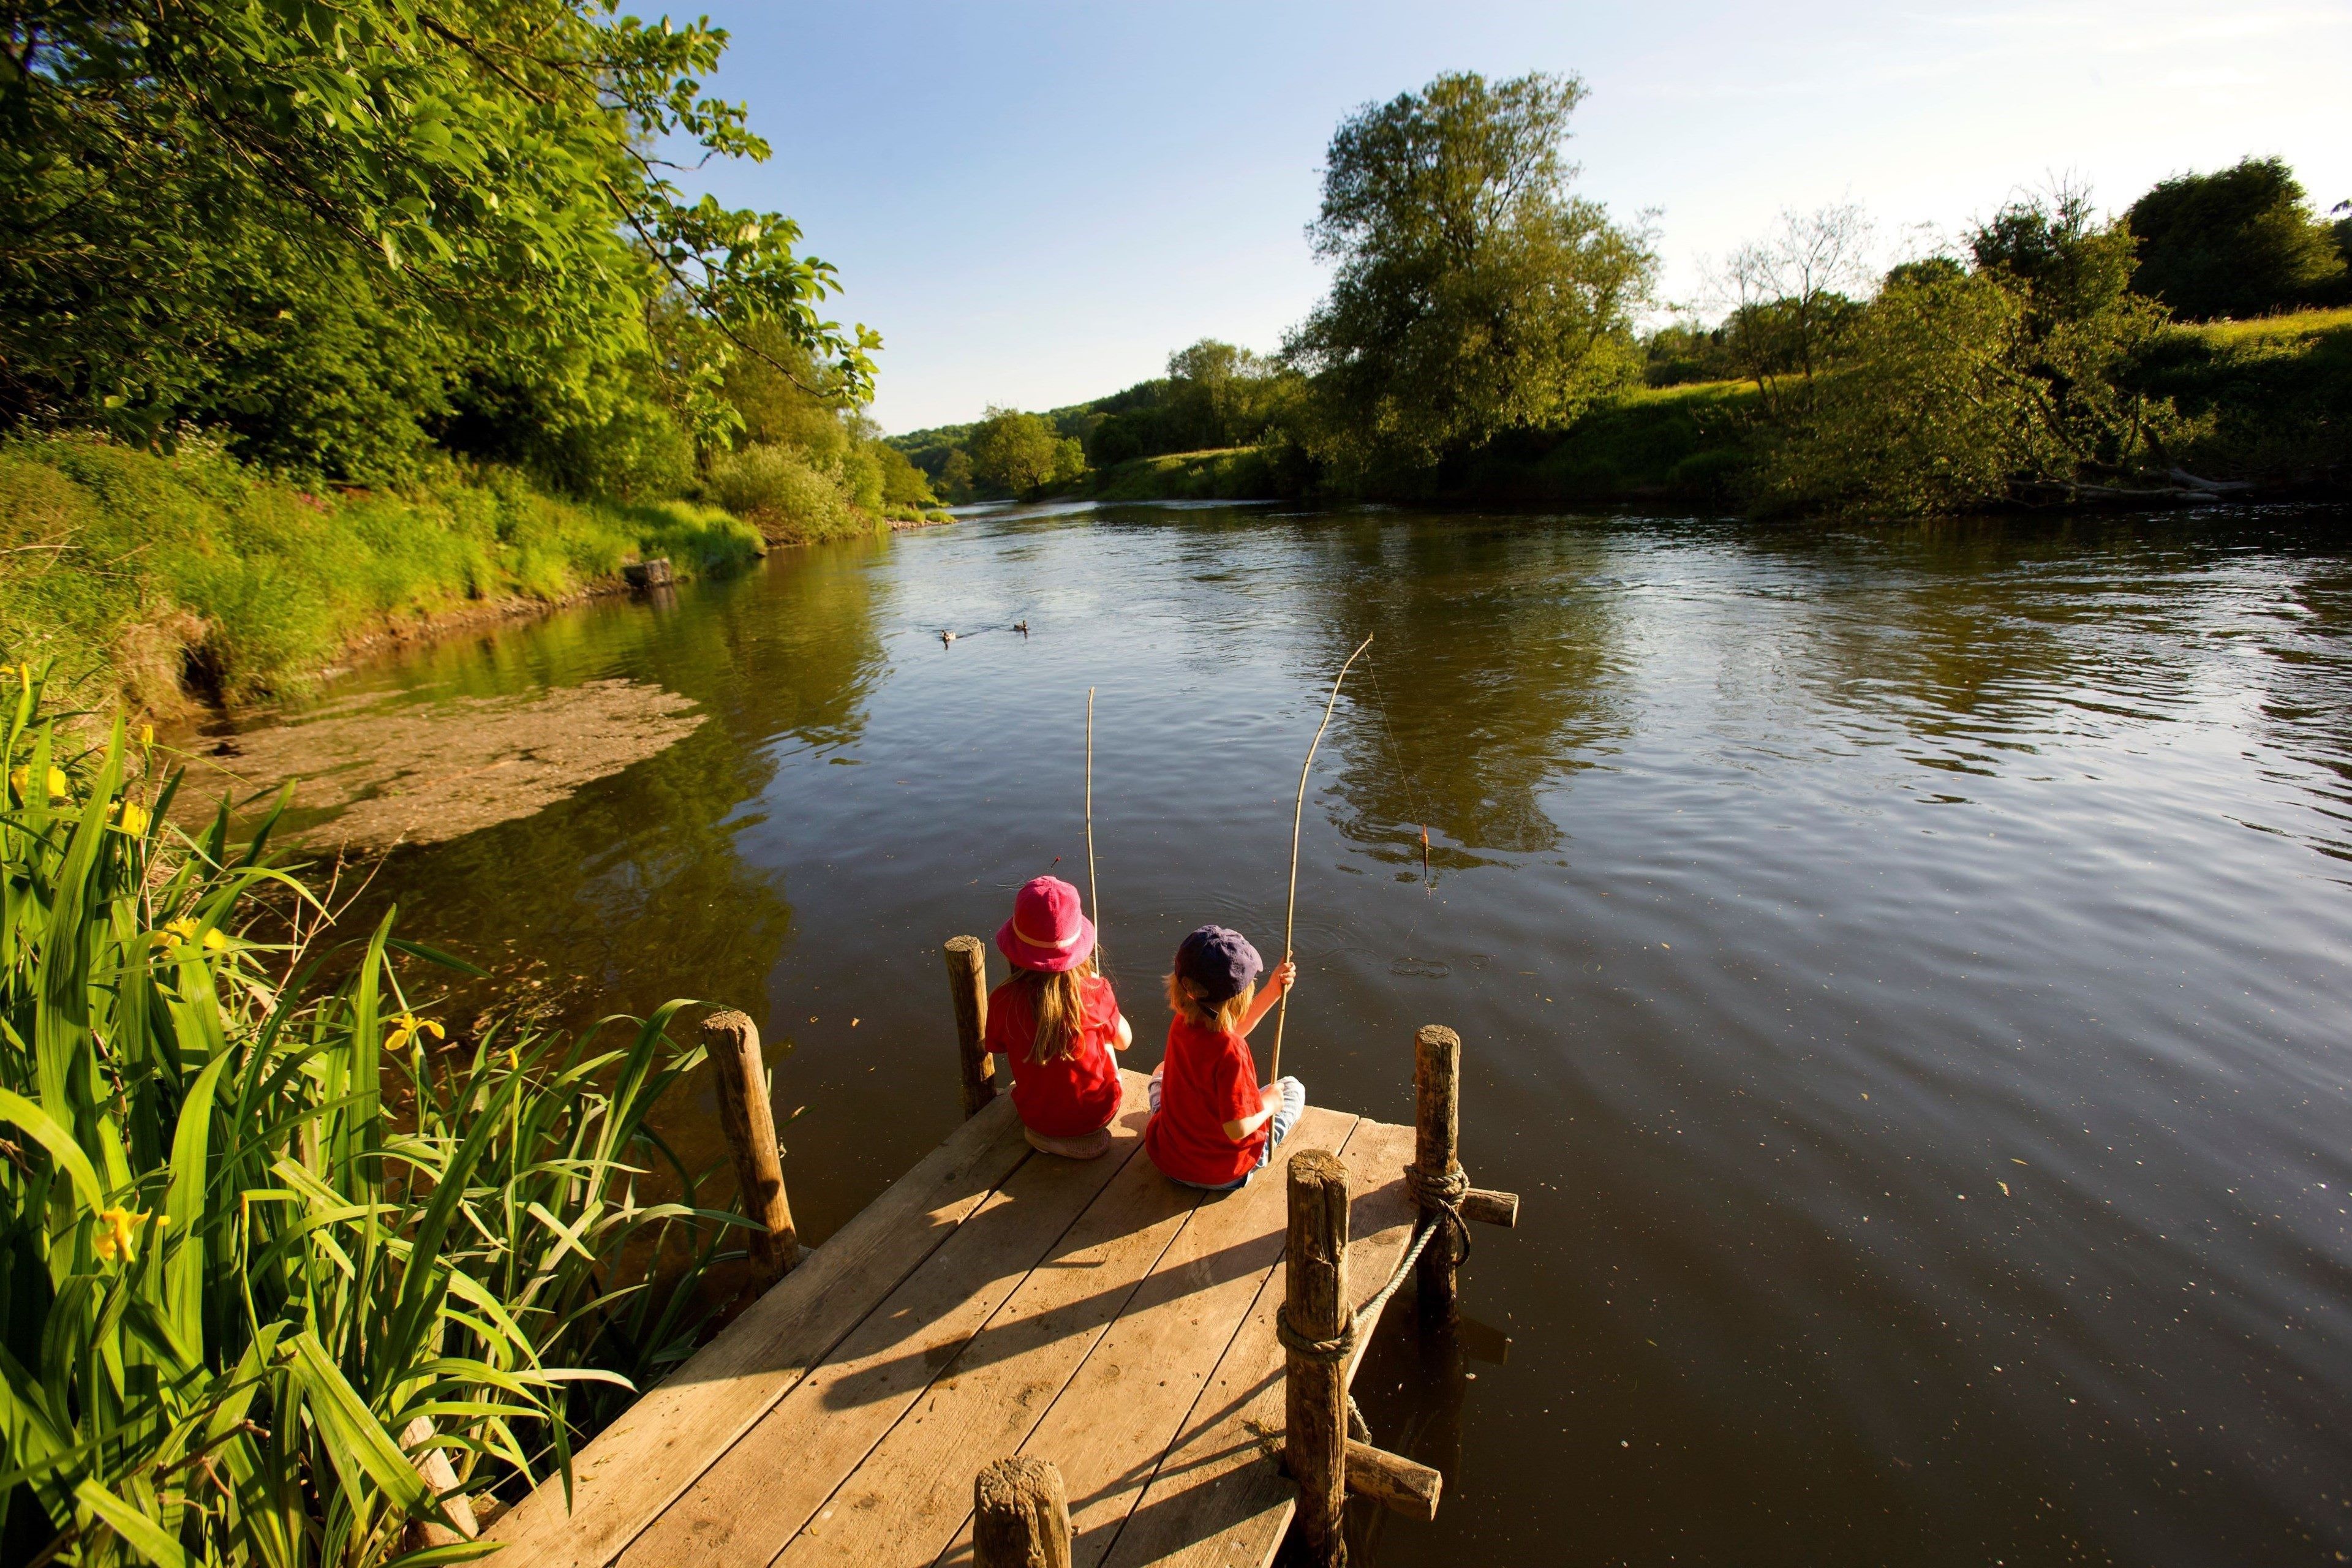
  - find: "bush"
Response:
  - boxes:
[703,443,871,543]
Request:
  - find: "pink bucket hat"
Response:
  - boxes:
[996,875,1096,973]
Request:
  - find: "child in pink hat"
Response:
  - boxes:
[987,875,1131,1159]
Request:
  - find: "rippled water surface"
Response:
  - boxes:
[243,505,2352,1565]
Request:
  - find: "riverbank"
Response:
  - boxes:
[1041,307,2352,511]
[0,434,778,715]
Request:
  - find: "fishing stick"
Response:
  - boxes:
[1085,687,1099,934]
[1270,633,1374,1082]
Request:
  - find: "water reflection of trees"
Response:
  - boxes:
[1302,516,1631,864]
[1737,518,2258,763]
[318,543,890,1031]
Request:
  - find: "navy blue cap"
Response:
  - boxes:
[1176,924,1263,1005]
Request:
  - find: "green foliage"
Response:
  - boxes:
[0,2,875,483]
[707,324,931,525]
[2126,157,2348,321]
[933,450,977,506]
[1081,341,1305,466]
[1463,380,1756,503]
[1754,194,2184,516]
[1090,447,1279,502]
[967,408,1087,496]
[704,445,876,544]
[1284,70,1656,480]
[0,435,762,710]
[0,682,744,1567]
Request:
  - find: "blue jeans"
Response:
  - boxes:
[1147,1071,1306,1191]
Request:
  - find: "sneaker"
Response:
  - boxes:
[1024,1125,1113,1160]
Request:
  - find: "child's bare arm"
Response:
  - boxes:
[1235,960,1298,1037]
[1221,1084,1284,1142]
[1110,1012,1132,1052]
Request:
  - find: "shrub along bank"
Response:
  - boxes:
[0,435,771,715]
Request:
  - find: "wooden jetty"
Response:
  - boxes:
[481,938,1517,1567]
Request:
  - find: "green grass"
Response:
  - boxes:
[2134,308,2352,483]
[2176,305,2352,348]
[0,435,766,713]
[1453,378,1760,505]
[1090,447,1278,502]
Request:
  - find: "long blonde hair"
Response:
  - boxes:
[1164,969,1253,1035]
[1014,950,1101,1063]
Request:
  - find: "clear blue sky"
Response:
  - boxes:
[676,1,2352,434]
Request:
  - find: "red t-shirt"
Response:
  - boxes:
[1145,1016,1266,1187]
[987,974,1125,1139]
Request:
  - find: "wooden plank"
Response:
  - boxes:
[777,1090,1206,1567]
[484,1092,1035,1568]
[933,1107,1361,1568]
[1096,1118,1420,1568]
[615,1074,1156,1568]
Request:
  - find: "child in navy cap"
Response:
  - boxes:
[1144,924,1305,1189]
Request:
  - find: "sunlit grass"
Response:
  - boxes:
[0,434,767,714]
[2177,306,2352,347]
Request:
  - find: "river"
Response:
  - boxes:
[216,502,2351,1565]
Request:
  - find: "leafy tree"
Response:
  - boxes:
[935,448,977,503]
[1710,204,1875,414]
[2125,157,2347,320]
[876,443,938,511]
[0,2,876,481]
[1284,70,1656,478]
[1757,189,2182,516]
[967,406,1083,494]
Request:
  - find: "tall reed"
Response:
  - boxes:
[0,668,745,1567]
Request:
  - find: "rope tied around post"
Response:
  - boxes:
[1401,1159,1473,1270]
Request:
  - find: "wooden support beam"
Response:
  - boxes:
[704,1010,799,1281]
[944,935,995,1118]
[1463,1187,1519,1227]
[1283,1148,1351,1566]
[973,1457,1071,1568]
[1346,1439,1442,1521]
[1412,1024,1463,1328]
[398,1416,478,1554]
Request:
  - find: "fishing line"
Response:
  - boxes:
[1085,687,1099,938]
[1362,650,1437,893]
[1271,633,1375,1084]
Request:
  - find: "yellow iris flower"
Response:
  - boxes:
[92,1206,164,1264]
[386,1013,445,1051]
[160,916,228,952]
[111,800,151,835]
[9,764,68,801]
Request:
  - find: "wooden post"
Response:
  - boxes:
[1284,1148,1351,1566]
[704,1010,798,1281]
[944,935,995,1118]
[972,1457,1071,1568]
[1413,1024,1462,1329]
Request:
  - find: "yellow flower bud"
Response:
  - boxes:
[92,1206,154,1264]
